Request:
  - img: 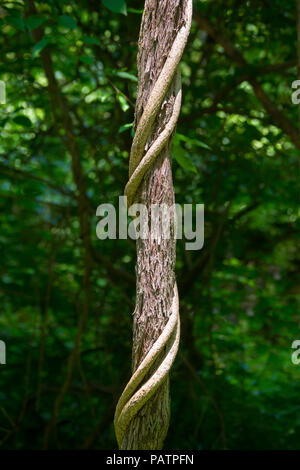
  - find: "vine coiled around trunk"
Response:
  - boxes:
[114,0,193,449]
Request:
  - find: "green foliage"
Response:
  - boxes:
[0,0,299,451]
[102,0,127,16]
[32,37,50,57]
[173,138,197,173]
[57,15,77,29]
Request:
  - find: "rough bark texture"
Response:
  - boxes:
[122,0,187,450]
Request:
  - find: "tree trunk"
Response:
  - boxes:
[121,0,190,450]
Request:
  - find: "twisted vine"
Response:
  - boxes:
[114,0,193,449]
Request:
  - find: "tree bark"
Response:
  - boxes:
[122,0,188,450]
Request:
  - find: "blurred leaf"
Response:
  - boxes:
[117,94,130,112]
[13,116,32,127]
[58,15,77,29]
[173,144,197,173]
[82,36,101,46]
[26,15,46,31]
[32,37,50,57]
[5,15,25,31]
[79,55,94,65]
[176,132,211,150]
[115,71,138,82]
[118,122,133,133]
[127,8,143,14]
[102,0,127,15]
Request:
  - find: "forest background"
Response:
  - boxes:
[0,0,299,450]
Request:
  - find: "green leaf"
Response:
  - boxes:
[102,0,127,15]
[115,71,138,82]
[82,37,101,46]
[26,15,46,31]
[6,15,25,31]
[194,140,211,150]
[173,144,197,173]
[127,8,143,14]
[118,122,133,133]
[13,115,32,127]
[79,56,94,65]
[58,15,77,29]
[32,37,50,57]
[175,132,211,150]
[117,94,130,112]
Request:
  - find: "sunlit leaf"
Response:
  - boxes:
[118,122,133,133]
[115,71,138,82]
[117,94,130,112]
[32,37,50,57]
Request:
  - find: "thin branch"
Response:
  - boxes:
[0,163,74,197]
